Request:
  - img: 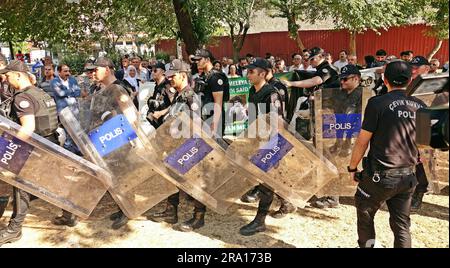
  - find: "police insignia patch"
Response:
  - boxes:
[19,100,30,109]
[191,103,199,111]
[217,79,223,85]
[322,69,329,74]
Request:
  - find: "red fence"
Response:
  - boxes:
[156,24,449,65]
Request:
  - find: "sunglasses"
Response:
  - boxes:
[340,76,354,82]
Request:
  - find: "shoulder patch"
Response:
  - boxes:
[19,100,30,109]
[322,68,329,74]
[190,102,199,111]
[217,79,223,86]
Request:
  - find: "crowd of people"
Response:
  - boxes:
[0,44,448,248]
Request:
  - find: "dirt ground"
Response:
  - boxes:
[0,184,448,248]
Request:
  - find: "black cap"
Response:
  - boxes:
[0,60,30,74]
[339,64,361,79]
[93,57,115,69]
[192,49,214,61]
[384,60,412,86]
[153,61,166,71]
[244,57,271,70]
[308,47,324,60]
[165,59,190,77]
[410,56,429,67]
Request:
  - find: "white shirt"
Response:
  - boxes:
[289,64,302,72]
[333,60,348,72]
[299,64,316,72]
[61,77,69,88]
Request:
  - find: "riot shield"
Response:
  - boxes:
[0,115,111,219]
[225,112,339,208]
[414,92,449,193]
[147,111,258,214]
[286,70,317,140]
[138,82,156,136]
[60,84,178,219]
[314,86,373,197]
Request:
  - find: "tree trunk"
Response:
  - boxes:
[427,39,443,61]
[172,0,199,55]
[349,31,357,56]
[287,14,305,51]
[9,41,14,60]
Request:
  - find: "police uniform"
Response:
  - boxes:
[354,61,426,248]
[314,60,340,89]
[267,76,289,116]
[148,83,208,232]
[240,65,284,236]
[147,78,176,128]
[192,49,230,136]
[0,82,58,244]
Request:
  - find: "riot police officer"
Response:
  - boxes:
[147,62,208,232]
[146,61,176,129]
[282,47,341,208]
[282,47,339,90]
[239,58,284,236]
[266,62,296,218]
[0,60,59,246]
[348,60,426,248]
[191,49,229,136]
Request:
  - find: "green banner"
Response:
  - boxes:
[224,72,294,136]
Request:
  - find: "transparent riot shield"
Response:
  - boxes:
[415,92,449,193]
[314,86,374,197]
[138,82,156,136]
[147,111,259,214]
[60,84,178,219]
[225,112,339,208]
[0,115,111,219]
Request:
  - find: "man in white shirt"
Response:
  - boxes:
[288,53,302,71]
[333,50,349,72]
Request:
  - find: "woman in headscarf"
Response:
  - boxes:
[123,65,140,92]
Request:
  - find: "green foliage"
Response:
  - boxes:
[155,51,170,62]
[60,54,90,75]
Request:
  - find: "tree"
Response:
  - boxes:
[314,0,420,55]
[420,0,449,60]
[218,0,260,61]
[267,0,313,51]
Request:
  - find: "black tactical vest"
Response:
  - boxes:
[14,86,58,137]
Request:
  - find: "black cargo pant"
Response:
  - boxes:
[256,184,274,215]
[355,171,417,248]
[167,191,206,213]
[414,162,429,194]
[8,187,30,232]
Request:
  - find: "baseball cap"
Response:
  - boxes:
[93,57,115,69]
[244,57,272,71]
[0,60,30,74]
[192,49,214,61]
[165,59,190,77]
[308,47,324,60]
[384,60,412,86]
[410,56,429,67]
[339,64,361,79]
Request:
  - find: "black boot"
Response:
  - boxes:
[0,226,22,246]
[111,210,129,230]
[147,204,178,224]
[0,196,9,219]
[240,212,267,236]
[411,192,424,213]
[240,188,260,203]
[176,211,205,232]
[271,199,296,219]
[52,210,78,227]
